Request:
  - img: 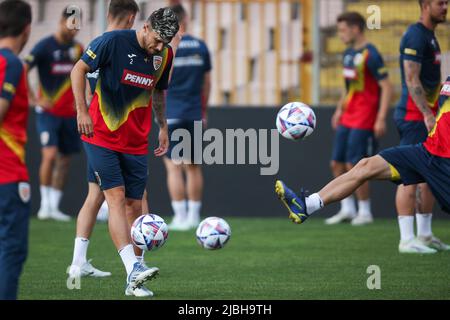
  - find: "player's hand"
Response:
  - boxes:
[331,109,342,130]
[374,118,387,138]
[37,97,53,110]
[154,126,169,157]
[77,111,94,138]
[424,113,436,132]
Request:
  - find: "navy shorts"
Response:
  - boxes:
[379,144,450,213]
[395,119,428,146]
[0,182,30,300]
[331,125,377,165]
[35,109,81,155]
[83,142,148,200]
[166,120,203,163]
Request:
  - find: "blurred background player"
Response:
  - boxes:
[69,0,140,279]
[25,7,84,222]
[0,0,32,300]
[393,0,449,253]
[71,7,178,297]
[325,12,393,226]
[164,4,212,231]
[275,73,450,238]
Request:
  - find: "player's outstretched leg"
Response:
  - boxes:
[276,156,392,223]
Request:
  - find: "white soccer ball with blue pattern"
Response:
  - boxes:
[131,214,168,251]
[196,217,231,250]
[276,102,316,140]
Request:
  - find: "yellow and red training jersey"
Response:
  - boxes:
[0,48,29,183]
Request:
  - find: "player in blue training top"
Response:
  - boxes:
[71,7,178,297]
[393,0,448,254]
[24,7,84,222]
[164,4,212,231]
[68,0,140,282]
[0,0,32,300]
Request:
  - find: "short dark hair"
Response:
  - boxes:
[337,12,366,32]
[148,7,180,43]
[108,0,139,20]
[170,4,187,23]
[0,0,32,38]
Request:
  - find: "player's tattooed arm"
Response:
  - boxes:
[404,60,435,131]
[152,89,169,157]
[152,89,168,129]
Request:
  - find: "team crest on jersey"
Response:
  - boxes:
[153,56,162,70]
[18,182,31,203]
[441,81,450,96]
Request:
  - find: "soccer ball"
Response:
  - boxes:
[131,214,168,251]
[276,102,316,140]
[196,217,231,250]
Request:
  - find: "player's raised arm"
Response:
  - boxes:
[71,60,93,137]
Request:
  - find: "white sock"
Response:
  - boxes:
[119,244,139,275]
[187,200,201,222]
[71,237,89,267]
[305,193,324,215]
[49,187,63,211]
[398,216,415,242]
[358,200,372,216]
[136,251,145,264]
[171,200,187,221]
[341,195,356,214]
[416,213,432,238]
[40,185,51,210]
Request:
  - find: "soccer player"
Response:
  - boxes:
[25,7,84,222]
[326,12,393,226]
[164,4,212,231]
[393,0,448,253]
[0,0,32,300]
[275,75,450,252]
[68,0,140,279]
[71,8,178,297]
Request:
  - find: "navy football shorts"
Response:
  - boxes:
[331,125,377,165]
[395,119,428,146]
[166,119,203,164]
[35,108,81,155]
[83,142,148,200]
[379,144,450,213]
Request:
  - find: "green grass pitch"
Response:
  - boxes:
[19,217,450,300]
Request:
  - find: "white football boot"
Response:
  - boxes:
[50,209,71,222]
[325,210,356,225]
[37,207,51,220]
[351,213,374,226]
[125,284,154,297]
[169,215,190,231]
[399,238,438,254]
[68,259,112,278]
[417,235,450,251]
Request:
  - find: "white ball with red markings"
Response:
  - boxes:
[276,102,316,140]
[196,217,231,250]
[131,214,168,251]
